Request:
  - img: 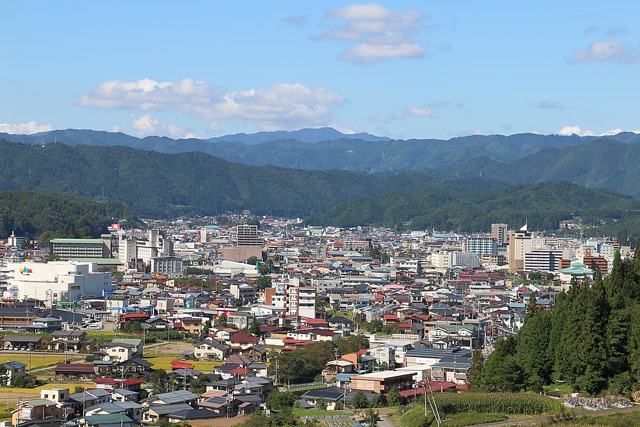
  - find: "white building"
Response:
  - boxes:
[4,261,112,303]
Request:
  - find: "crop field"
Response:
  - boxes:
[142,356,222,371]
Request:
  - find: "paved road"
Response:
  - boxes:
[378,415,396,427]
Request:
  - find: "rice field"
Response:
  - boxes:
[142,356,222,371]
[0,354,69,371]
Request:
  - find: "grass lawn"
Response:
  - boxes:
[543,382,574,395]
[142,356,222,371]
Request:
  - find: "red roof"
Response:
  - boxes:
[392,381,457,397]
[230,333,259,344]
[55,363,94,373]
[303,318,329,326]
[120,313,150,320]
[230,368,250,375]
[383,314,398,320]
[398,323,412,329]
[171,361,195,369]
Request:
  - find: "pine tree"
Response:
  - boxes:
[467,344,484,390]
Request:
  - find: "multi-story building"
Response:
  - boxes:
[524,250,563,272]
[4,261,112,303]
[508,227,532,272]
[51,236,112,260]
[464,236,497,257]
[491,223,509,246]
[236,225,263,247]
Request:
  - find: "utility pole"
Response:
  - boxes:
[274,359,279,387]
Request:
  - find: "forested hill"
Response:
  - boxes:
[305,181,640,234]
[436,138,640,199]
[0,139,486,218]
[4,129,639,173]
[477,252,640,395]
[0,191,137,243]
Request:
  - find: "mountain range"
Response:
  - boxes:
[2,127,640,234]
[4,128,640,173]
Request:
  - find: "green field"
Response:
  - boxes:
[2,354,69,370]
[543,409,640,426]
[142,356,222,371]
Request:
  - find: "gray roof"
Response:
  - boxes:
[148,404,194,415]
[152,390,199,404]
[301,386,344,401]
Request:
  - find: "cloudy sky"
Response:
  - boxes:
[1,1,638,140]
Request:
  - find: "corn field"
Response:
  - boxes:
[433,392,563,415]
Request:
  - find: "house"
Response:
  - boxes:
[194,338,228,361]
[54,363,95,380]
[101,343,135,363]
[143,316,170,331]
[49,330,87,351]
[142,404,194,424]
[3,361,26,385]
[85,401,143,422]
[350,371,415,394]
[77,414,134,427]
[143,390,199,407]
[177,317,203,335]
[69,389,113,416]
[117,357,154,376]
[167,408,220,423]
[300,387,344,410]
[12,399,60,426]
[111,389,139,403]
[110,338,143,355]
[198,396,240,417]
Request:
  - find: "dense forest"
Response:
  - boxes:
[476,249,640,396]
[0,139,503,218]
[305,181,640,236]
[2,128,622,172]
[437,138,640,199]
[0,191,137,244]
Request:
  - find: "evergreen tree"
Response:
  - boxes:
[387,386,401,407]
[467,344,484,390]
[249,317,261,336]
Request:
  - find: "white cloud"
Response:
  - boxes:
[572,40,640,63]
[208,122,221,132]
[0,121,52,134]
[318,3,426,64]
[557,126,595,136]
[369,107,437,122]
[537,100,564,109]
[130,114,198,139]
[329,123,362,134]
[77,79,345,131]
[555,126,640,137]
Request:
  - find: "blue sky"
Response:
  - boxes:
[1,1,638,140]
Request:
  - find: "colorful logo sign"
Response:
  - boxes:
[19,267,32,275]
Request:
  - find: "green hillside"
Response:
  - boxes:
[439,138,640,198]
[305,181,640,234]
[0,191,137,242]
[0,139,475,218]
[2,129,628,172]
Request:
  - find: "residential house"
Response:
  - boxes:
[54,363,95,380]
[3,361,26,385]
[194,338,228,361]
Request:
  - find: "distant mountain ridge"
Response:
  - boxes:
[434,137,640,198]
[4,128,640,173]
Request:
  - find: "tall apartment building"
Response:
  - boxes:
[236,225,263,247]
[508,227,532,272]
[51,235,112,260]
[464,236,497,256]
[491,223,509,246]
[524,250,563,272]
[267,277,316,319]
